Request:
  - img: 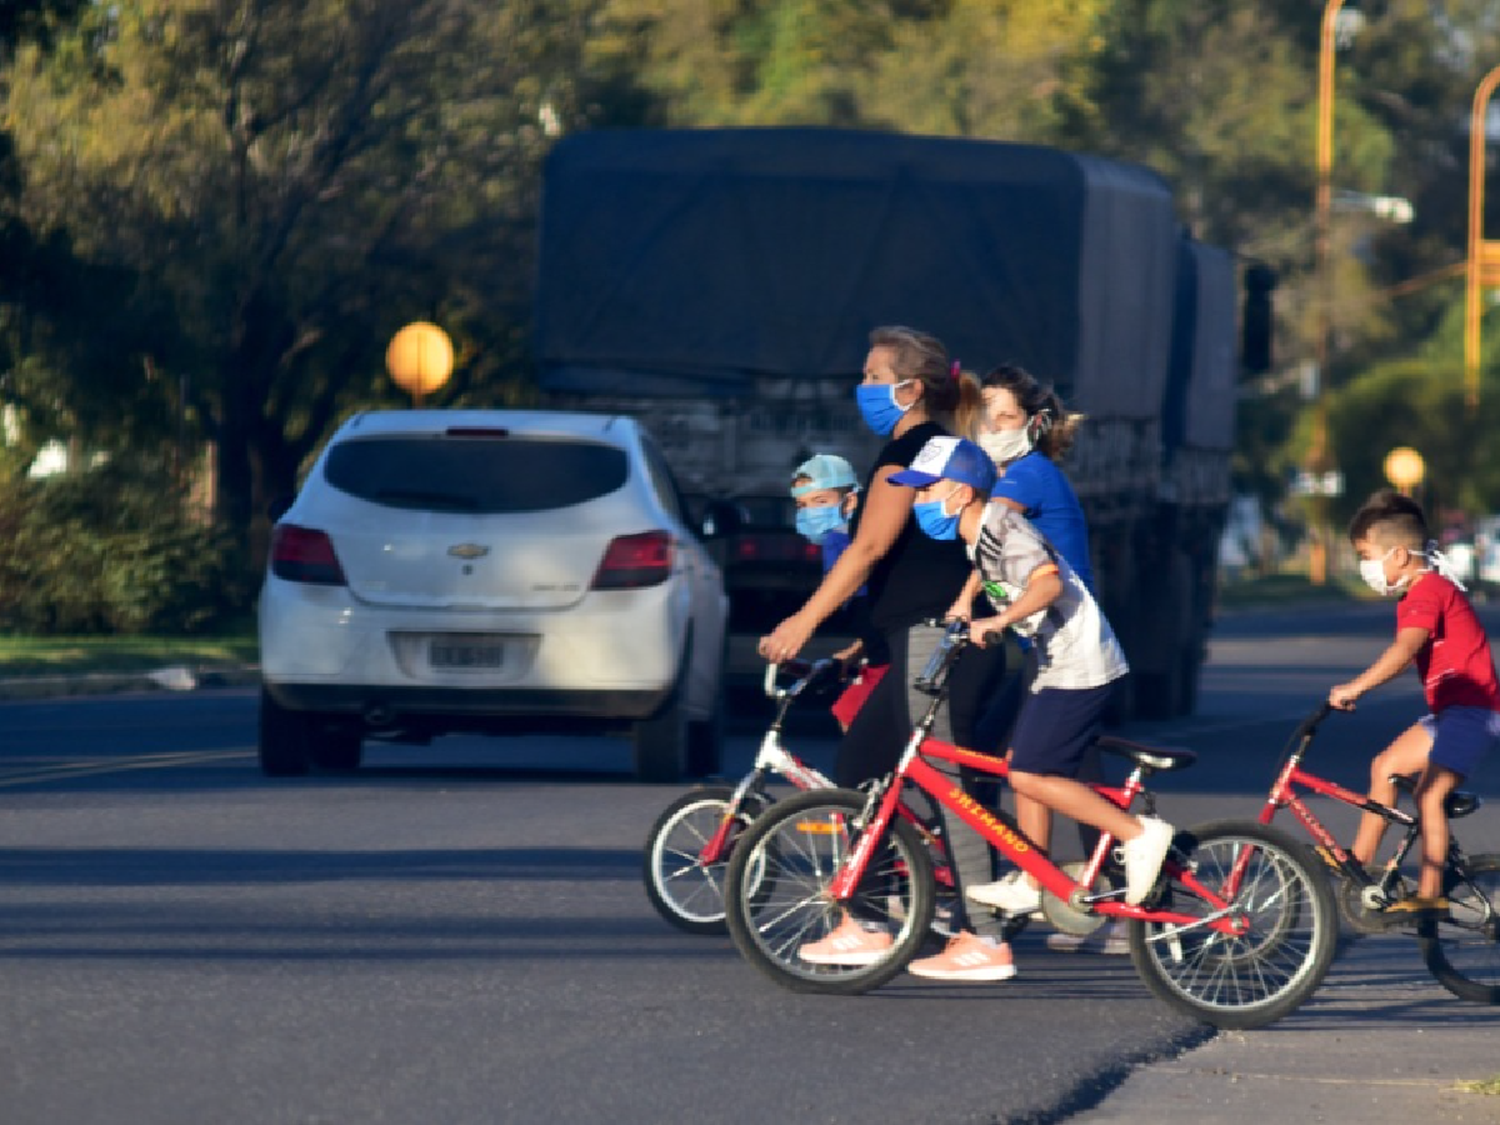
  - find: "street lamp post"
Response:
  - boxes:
[1308,0,1348,587]
[1465,64,1500,414]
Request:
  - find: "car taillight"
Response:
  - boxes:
[270,524,347,586]
[734,534,822,564]
[591,531,674,590]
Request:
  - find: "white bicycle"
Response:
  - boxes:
[642,658,958,935]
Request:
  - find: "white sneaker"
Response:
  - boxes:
[967,872,1042,915]
[1121,817,1174,905]
[1045,920,1129,955]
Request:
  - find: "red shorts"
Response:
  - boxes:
[830,664,889,729]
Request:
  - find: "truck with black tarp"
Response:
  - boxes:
[533,127,1247,718]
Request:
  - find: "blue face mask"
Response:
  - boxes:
[854,381,914,437]
[914,492,961,541]
[795,505,845,545]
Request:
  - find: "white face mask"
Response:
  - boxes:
[978,426,1032,466]
[1358,547,1403,596]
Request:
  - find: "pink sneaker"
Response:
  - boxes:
[907,932,1017,982]
[798,915,893,966]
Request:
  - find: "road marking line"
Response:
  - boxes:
[0,749,253,788]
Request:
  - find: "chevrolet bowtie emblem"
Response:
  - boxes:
[447,544,490,560]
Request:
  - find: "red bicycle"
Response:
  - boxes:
[1260,703,1500,1004]
[724,621,1338,1029]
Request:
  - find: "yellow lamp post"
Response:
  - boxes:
[1307,0,1348,587]
[1465,65,1500,415]
[386,321,454,408]
[1382,446,1425,498]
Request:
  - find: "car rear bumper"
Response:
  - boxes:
[263,680,672,735]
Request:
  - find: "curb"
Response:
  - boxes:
[0,666,262,702]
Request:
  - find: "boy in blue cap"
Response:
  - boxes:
[889,435,1174,935]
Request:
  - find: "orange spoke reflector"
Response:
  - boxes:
[795,820,844,835]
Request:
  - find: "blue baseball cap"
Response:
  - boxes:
[792,453,859,496]
[888,436,997,492]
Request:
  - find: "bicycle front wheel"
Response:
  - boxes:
[724,788,934,995]
[1420,853,1500,1004]
[642,786,770,935]
[1129,821,1337,1029]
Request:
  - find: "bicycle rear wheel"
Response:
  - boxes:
[1419,853,1500,1004]
[724,788,934,995]
[1129,821,1337,1029]
[642,786,770,935]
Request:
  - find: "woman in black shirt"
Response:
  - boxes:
[759,326,1012,979]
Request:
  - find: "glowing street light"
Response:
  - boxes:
[1382,446,1425,497]
[386,321,454,408]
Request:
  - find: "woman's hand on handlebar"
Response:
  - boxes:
[1328,683,1360,711]
[759,613,815,665]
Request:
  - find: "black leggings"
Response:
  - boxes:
[834,621,1007,788]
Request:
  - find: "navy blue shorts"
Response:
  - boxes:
[1420,707,1500,779]
[1008,684,1116,777]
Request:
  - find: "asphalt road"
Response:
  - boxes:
[0,603,1496,1124]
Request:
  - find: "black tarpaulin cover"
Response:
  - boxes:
[535,127,1179,421]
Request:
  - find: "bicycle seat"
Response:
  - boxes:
[1094,736,1197,773]
[1390,775,1482,819]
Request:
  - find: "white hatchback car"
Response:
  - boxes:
[258,410,728,782]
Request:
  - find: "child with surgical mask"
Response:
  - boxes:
[790,454,888,731]
[1329,490,1500,919]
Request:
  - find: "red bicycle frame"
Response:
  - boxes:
[1258,704,1418,871]
[828,736,1248,935]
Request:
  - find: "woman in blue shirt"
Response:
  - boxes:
[958,362,1091,590]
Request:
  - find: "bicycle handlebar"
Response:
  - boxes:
[762,656,844,701]
[1296,701,1334,740]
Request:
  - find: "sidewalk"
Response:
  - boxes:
[1074,932,1500,1124]
[0,664,260,701]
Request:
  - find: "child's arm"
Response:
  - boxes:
[945,570,984,623]
[968,563,1063,647]
[1329,626,1429,709]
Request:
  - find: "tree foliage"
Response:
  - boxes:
[4,0,598,564]
[5,0,1500,614]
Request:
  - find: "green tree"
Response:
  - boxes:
[3,0,597,565]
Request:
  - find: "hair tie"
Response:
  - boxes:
[949,361,961,379]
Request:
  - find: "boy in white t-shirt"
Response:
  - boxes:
[890,435,1174,912]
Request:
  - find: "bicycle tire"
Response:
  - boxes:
[724,788,934,995]
[642,786,770,935]
[1128,820,1337,1029]
[1419,852,1500,1004]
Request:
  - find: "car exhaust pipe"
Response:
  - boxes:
[362,701,395,728]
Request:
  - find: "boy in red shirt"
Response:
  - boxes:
[1329,491,1500,917]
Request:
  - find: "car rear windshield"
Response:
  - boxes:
[323,435,630,513]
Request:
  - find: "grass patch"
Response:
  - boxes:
[1217,571,1369,611]
[1458,1075,1500,1096]
[0,633,258,678]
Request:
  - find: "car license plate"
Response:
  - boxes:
[429,639,505,670]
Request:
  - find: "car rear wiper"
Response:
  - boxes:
[373,488,480,512]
